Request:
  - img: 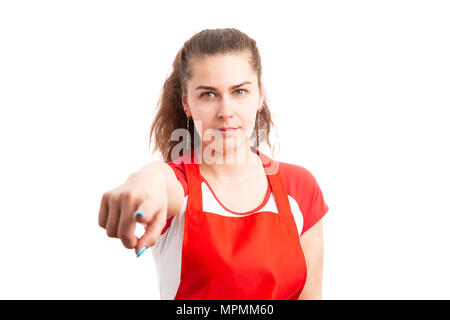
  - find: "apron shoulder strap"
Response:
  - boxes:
[183,149,203,211]
[257,149,293,218]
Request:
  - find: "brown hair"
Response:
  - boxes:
[149,28,277,162]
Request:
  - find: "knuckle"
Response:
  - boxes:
[106,229,117,238]
[121,191,139,207]
[102,192,111,202]
[122,190,133,201]
[143,194,163,212]
[109,193,121,206]
[147,239,157,247]
[120,237,135,249]
[143,192,157,203]
[146,233,160,247]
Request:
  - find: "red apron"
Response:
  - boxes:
[173,149,307,300]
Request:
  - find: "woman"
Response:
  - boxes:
[98,28,329,300]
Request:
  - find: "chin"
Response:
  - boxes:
[205,136,249,155]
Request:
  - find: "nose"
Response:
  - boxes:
[216,96,234,120]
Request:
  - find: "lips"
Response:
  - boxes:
[217,127,239,137]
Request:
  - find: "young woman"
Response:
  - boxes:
[98,28,329,300]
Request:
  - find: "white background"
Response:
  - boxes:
[1,0,449,299]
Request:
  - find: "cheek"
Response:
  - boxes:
[239,114,257,138]
[191,109,214,125]
[244,112,257,128]
[191,113,218,139]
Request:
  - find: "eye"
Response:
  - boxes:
[200,91,215,98]
[199,89,248,99]
[234,89,248,95]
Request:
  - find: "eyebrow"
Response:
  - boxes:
[195,81,252,91]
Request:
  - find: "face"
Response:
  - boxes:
[181,52,264,160]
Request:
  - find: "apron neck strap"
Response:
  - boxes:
[256,149,293,217]
[183,149,203,211]
[183,148,292,217]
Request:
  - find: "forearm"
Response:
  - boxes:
[297,221,324,300]
[133,161,183,219]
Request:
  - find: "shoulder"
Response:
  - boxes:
[277,161,329,235]
[167,158,189,196]
[277,161,325,204]
[277,161,319,191]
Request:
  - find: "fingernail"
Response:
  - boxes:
[136,246,147,258]
[135,211,144,218]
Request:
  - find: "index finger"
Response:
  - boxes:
[117,192,140,249]
[98,192,110,229]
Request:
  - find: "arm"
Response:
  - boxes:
[99,161,184,256]
[136,161,185,219]
[298,220,324,300]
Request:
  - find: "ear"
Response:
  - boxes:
[181,89,191,117]
[258,87,264,111]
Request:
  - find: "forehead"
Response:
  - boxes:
[188,53,255,87]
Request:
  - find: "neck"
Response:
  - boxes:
[196,142,265,183]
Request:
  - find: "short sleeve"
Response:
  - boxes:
[299,169,329,235]
[158,160,189,236]
[167,160,188,196]
[279,162,329,236]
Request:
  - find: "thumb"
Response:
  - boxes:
[134,194,165,225]
[134,208,167,257]
[134,207,153,225]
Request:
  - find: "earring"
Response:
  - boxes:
[186,115,190,150]
[256,109,261,149]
